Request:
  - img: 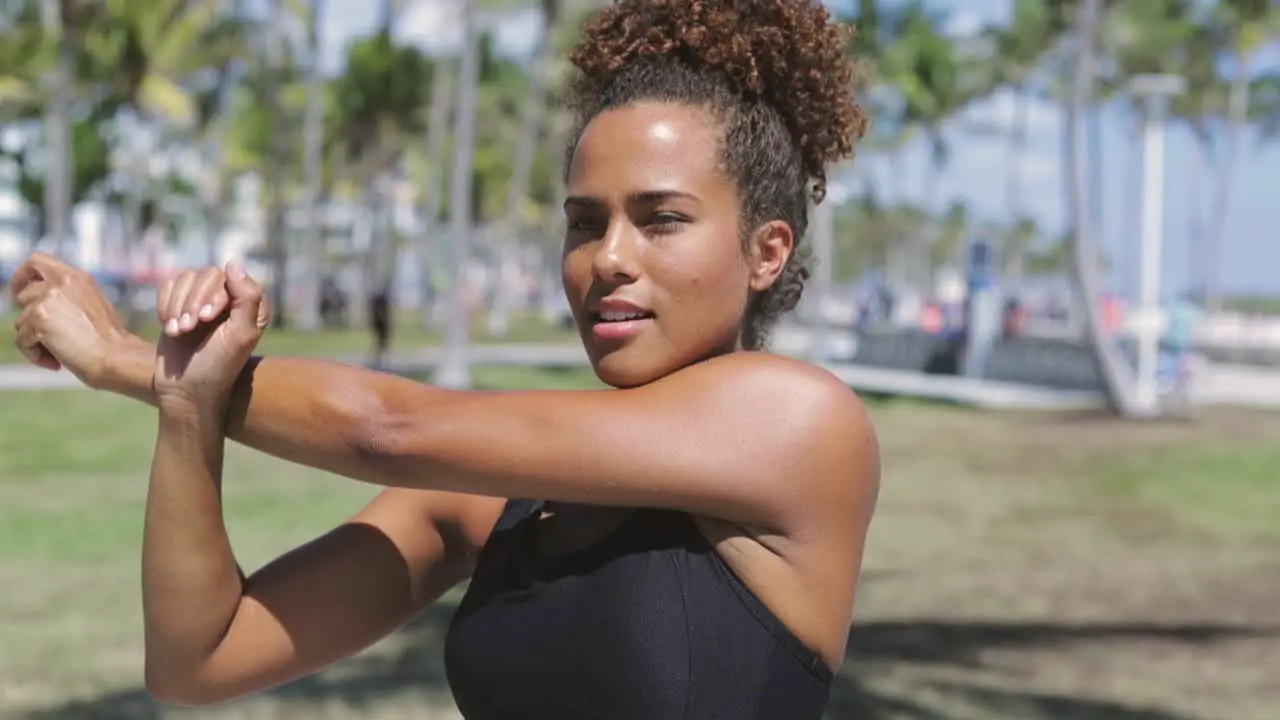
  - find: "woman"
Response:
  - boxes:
[12,0,877,716]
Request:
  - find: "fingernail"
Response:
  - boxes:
[227,261,245,280]
[180,313,193,329]
[199,304,214,319]
[165,319,179,335]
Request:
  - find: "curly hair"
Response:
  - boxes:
[565,0,866,350]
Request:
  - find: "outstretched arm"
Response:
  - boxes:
[105,338,433,484]
[8,254,442,485]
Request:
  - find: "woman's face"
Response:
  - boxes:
[561,102,793,388]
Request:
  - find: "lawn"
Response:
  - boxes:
[1,375,1278,719]
[0,310,578,366]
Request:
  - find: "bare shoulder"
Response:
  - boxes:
[665,352,879,517]
[672,352,876,452]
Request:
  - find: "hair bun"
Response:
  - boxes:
[570,0,866,199]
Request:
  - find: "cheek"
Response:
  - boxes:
[560,246,591,294]
[661,238,751,310]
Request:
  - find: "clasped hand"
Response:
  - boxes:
[8,253,268,408]
[154,262,270,411]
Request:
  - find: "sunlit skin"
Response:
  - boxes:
[6,104,877,705]
[562,103,794,387]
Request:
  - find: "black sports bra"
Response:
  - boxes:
[444,499,833,718]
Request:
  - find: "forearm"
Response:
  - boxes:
[143,401,243,670]
[103,339,453,483]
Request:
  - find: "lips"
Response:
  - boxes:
[594,309,654,323]
[590,298,653,324]
[587,299,654,341]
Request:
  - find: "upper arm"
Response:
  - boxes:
[370,353,878,535]
[172,489,503,705]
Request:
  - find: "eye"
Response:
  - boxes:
[565,215,605,235]
[645,212,688,235]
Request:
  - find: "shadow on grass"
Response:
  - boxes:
[20,612,1276,720]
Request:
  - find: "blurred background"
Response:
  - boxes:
[1,0,1279,718]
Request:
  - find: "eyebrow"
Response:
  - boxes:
[563,189,700,210]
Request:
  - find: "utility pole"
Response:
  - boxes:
[1129,73,1185,416]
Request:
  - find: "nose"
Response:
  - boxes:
[590,221,642,284]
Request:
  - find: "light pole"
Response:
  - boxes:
[1129,73,1185,416]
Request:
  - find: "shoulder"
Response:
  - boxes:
[660,352,879,506]
[667,351,873,439]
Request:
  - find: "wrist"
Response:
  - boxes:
[94,333,157,403]
[157,391,230,427]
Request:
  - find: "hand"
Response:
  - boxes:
[10,252,135,387]
[154,262,270,409]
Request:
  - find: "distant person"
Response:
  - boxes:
[10,1,879,717]
[1002,297,1025,339]
[318,276,347,328]
[369,285,392,369]
[1160,296,1201,392]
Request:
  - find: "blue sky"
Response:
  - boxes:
[324,0,1280,298]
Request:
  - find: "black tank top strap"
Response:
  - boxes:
[491,498,544,534]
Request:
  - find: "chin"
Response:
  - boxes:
[579,333,672,388]
[591,354,666,388]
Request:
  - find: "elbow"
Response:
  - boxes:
[144,657,230,708]
[345,397,459,488]
[145,670,210,708]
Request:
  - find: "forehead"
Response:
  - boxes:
[567,103,724,195]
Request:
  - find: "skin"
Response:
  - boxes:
[9,102,879,706]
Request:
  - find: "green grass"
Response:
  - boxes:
[2,381,1280,718]
[0,310,578,366]
[1091,443,1280,539]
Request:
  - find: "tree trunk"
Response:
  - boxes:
[435,0,480,390]
[296,0,327,332]
[418,58,456,329]
[487,1,559,338]
[265,0,291,328]
[1066,0,1140,417]
[1004,85,1028,288]
[39,0,72,259]
[1203,50,1251,313]
[1188,131,1211,301]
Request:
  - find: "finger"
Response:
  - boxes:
[13,305,61,371]
[14,277,48,308]
[164,273,198,336]
[225,261,269,330]
[9,252,60,297]
[187,267,230,326]
[156,277,176,325]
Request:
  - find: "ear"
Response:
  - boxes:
[745,220,794,293]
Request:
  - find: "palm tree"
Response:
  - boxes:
[1166,20,1229,303]
[435,0,481,390]
[415,55,455,329]
[982,0,1073,276]
[39,0,72,257]
[1203,0,1277,312]
[263,0,292,327]
[88,0,248,312]
[295,0,327,331]
[487,0,562,338]
[1067,0,1142,417]
[329,18,432,328]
